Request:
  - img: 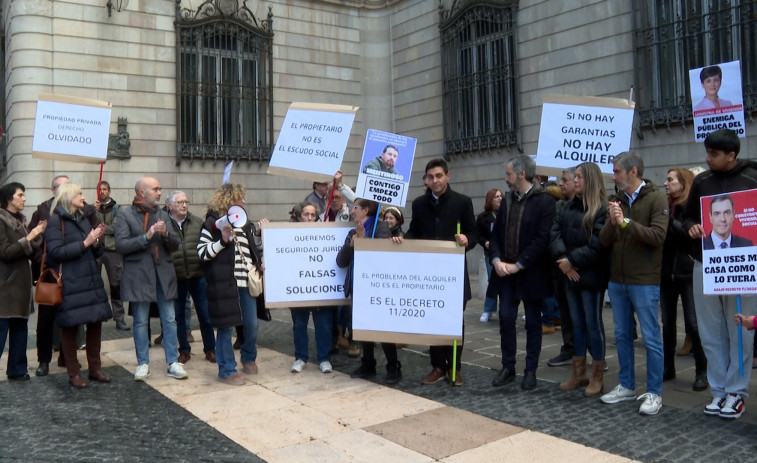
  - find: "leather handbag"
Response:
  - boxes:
[234,234,264,298]
[35,240,63,306]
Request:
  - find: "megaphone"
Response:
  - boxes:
[214,205,247,229]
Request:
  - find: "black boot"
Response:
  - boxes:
[351,358,377,379]
[384,361,402,385]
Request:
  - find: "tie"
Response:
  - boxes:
[720,242,729,249]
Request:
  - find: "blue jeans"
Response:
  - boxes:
[0,318,29,377]
[215,288,258,378]
[608,282,663,395]
[132,283,178,366]
[483,256,497,314]
[291,307,333,363]
[497,276,543,372]
[565,286,605,360]
[541,296,558,326]
[175,277,215,355]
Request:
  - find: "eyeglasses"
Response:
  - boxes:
[174,200,189,205]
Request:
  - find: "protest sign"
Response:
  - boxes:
[32,94,112,163]
[352,239,464,345]
[268,102,358,182]
[700,189,757,295]
[354,129,417,207]
[261,222,353,308]
[689,60,746,142]
[535,94,634,175]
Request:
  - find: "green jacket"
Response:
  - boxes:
[599,180,668,286]
[96,200,119,251]
[168,211,204,281]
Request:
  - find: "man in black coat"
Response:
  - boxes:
[489,155,556,391]
[399,159,477,387]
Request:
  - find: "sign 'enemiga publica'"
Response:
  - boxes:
[261,221,353,308]
[32,94,112,164]
[352,238,464,346]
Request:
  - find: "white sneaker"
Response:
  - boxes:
[637,392,662,415]
[291,359,306,373]
[319,361,333,373]
[719,393,745,419]
[704,396,726,416]
[134,364,150,381]
[479,312,490,323]
[167,362,188,379]
[600,384,636,404]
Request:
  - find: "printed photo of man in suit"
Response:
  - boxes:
[703,194,753,250]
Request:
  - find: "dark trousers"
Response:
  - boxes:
[0,317,29,377]
[175,277,215,355]
[498,277,543,372]
[554,273,574,355]
[363,342,399,369]
[660,278,707,374]
[36,304,57,363]
[61,323,102,378]
[430,300,467,372]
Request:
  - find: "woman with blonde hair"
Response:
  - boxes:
[198,183,263,385]
[549,162,609,396]
[46,183,112,387]
[661,167,707,390]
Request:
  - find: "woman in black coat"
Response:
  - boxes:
[476,189,502,322]
[46,183,112,388]
[549,162,609,397]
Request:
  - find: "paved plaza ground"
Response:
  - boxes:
[2,296,757,462]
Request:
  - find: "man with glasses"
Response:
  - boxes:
[166,191,216,365]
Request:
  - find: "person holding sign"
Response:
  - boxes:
[598,152,667,415]
[337,198,400,383]
[489,155,556,391]
[362,145,399,175]
[693,66,733,112]
[683,129,757,419]
[395,159,477,387]
[549,162,609,397]
[288,201,335,374]
[197,183,262,385]
[702,195,753,250]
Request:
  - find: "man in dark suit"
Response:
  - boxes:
[489,155,556,391]
[703,194,753,249]
[397,158,477,387]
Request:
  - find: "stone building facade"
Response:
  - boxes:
[1,0,755,225]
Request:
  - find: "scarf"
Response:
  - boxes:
[133,198,159,260]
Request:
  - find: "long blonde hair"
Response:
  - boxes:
[208,183,246,216]
[576,162,607,233]
[50,182,82,216]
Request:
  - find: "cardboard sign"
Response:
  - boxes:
[261,222,353,308]
[268,102,358,182]
[352,239,464,345]
[700,188,757,294]
[689,60,746,142]
[354,129,417,207]
[32,94,112,163]
[535,94,634,175]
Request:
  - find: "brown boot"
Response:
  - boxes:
[677,334,693,356]
[559,356,589,391]
[584,360,605,397]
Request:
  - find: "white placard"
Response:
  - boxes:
[354,129,417,207]
[32,94,112,163]
[535,94,634,175]
[268,102,358,182]
[700,189,757,295]
[352,239,464,344]
[689,60,746,142]
[261,222,353,307]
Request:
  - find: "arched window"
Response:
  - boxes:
[175,0,273,165]
[440,1,520,159]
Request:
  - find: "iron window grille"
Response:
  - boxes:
[439,0,520,160]
[633,0,757,136]
[175,0,273,165]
